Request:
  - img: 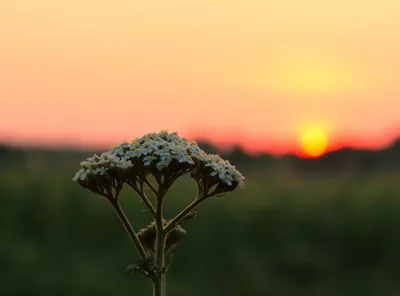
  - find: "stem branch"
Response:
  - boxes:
[164,197,204,233]
[143,176,158,197]
[111,201,148,260]
[127,182,156,217]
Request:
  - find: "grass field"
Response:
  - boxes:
[1,151,400,295]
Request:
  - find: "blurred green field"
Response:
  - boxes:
[1,150,400,296]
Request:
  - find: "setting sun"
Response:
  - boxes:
[301,126,329,157]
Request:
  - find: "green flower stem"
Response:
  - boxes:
[127,182,156,217]
[152,278,162,296]
[143,176,158,196]
[164,197,204,233]
[111,201,148,260]
[140,192,156,217]
[153,184,167,296]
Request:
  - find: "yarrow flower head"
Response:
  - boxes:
[190,152,245,197]
[73,130,245,199]
[72,151,132,199]
[108,131,203,187]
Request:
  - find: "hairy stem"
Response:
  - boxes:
[111,201,148,260]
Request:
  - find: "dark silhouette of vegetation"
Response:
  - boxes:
[1,138,400,295]
[1,137,399,172]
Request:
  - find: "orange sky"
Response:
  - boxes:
[1,0,399,155]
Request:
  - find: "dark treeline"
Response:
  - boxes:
[197,139,400,173]
[1,138,399,173]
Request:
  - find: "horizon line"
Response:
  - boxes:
[1,133,399,159]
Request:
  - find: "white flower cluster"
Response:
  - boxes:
[73,131,245,192]
[72,151,131,184]
[194,153,245,188]
[110,131,202,171]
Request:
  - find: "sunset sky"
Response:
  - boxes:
[1,0,399,155]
